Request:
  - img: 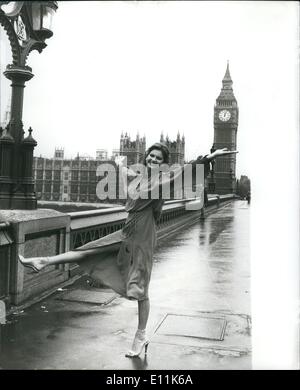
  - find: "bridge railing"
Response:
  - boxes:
[1,194,236,307]
[68,198,195,249]
[68,195,235,250]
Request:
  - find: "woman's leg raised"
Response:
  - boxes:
[19,248,102,272]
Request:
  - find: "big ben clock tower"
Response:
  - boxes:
[211,62,238,194]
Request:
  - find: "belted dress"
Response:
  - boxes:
[74,157,209,301]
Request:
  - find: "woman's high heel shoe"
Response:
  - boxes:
[125,340,149,358]
[125,329,150,358]
[18,254,47,273]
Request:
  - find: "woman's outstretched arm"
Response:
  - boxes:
[203,147,238,162]
[116,149,238,200]
[164,148,238,184]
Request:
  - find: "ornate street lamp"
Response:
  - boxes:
[0,1,57,210]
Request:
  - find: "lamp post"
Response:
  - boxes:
[209,144,216,193]
[0,1,57,209]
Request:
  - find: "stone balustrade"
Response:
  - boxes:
[0,194,236,307]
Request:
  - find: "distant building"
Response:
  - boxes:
[120,132,146,166]
[33,149,119,203]
[236,175,251,198]
[208,62,239,194]
[160,131,185,166]
[54,147,64,160]
[33,131,187,203]
[111,149,120,159]
[96,149,108,160]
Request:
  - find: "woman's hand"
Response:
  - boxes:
[210,148,238,159]
[114,155,126,166]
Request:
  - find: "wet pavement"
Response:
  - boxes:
[0,200,251,370]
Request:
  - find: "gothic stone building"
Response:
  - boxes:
[119,132,185,166]
[119,132,146,166]
[33,131,187,203]
[209,62,238,194]
[33,132,147,204]
[33,148,118,203]
[160,132,185,166]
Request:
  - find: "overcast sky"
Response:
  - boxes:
[0,1,299,368]
[0,0,297,178]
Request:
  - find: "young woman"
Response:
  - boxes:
[19,143,237,358]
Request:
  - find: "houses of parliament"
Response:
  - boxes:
[30,63,238,203]
[32,131,186,203]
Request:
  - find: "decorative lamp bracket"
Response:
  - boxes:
[0,1,57,66]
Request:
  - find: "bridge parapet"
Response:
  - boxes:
[68,198,196,250]
[0,194,236,307]
[68,195,236,250]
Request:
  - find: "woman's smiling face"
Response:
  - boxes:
[145,149,164,169]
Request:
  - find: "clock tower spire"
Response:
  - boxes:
[217,61,236,101]
[211,62,239,194]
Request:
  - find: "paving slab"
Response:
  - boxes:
[56,288,118,305]
[154,313,227,341]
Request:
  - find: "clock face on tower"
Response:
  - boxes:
[219,109,231,122]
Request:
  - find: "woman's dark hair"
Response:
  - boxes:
[142,142,170,165]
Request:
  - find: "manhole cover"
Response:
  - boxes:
[56,288,117,305]
[155,314,227,341]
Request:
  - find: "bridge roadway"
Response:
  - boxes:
[0,200,251,370]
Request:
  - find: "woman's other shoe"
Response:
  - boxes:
[18,254,47,273]
[125,329,150,358]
